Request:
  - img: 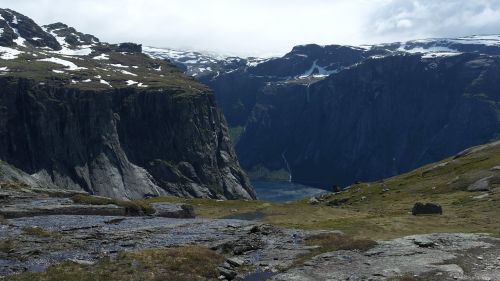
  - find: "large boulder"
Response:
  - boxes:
[467,176,492,192]
[412,203,442,216]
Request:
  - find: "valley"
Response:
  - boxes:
[0,6,499,281]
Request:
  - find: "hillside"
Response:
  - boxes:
[0,9,255,200]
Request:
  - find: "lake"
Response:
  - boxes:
[251,180,327,203]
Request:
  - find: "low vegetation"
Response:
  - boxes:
[142,141,500,240]
[293,233,377,266]
[9,246,224,281]
[0,239,16,253]
[21,227,59,238]
[71,194,155,216]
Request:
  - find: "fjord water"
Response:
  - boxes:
[252,180,326,202]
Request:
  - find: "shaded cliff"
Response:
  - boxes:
[237,54,500,187]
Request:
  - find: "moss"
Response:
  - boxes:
[22,227,58,238]
[0,239,16,253]
[9,246,224,281]
[292,233,376,267]
[71,194,155,216]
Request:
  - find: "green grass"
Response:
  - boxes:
[9,246,225,281]
[71,194,155,216]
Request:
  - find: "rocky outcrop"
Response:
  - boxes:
[274,233,500,281]
[0,77,254,200]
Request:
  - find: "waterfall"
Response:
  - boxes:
[281,151,292,182]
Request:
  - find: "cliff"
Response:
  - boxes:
[0,9,255,200]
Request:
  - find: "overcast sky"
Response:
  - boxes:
[1,0,500,57]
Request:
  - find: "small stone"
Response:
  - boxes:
[477,256,484,260]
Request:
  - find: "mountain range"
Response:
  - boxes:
[146,35,500,188]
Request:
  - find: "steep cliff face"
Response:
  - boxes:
[237,54,500,187]
[0,77,254,200]
[0,9,255,200]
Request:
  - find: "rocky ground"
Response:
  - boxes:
[0,186,499,281]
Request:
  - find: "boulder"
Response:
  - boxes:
[118,42,142,53]
[309,197,320,205]
[412,203,442,216]
[151,203,195,218]
[467,176,492,192]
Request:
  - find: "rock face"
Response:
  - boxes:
[0,77,254,200]
[0,9,255,200]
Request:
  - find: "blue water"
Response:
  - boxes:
[252,180,327,203]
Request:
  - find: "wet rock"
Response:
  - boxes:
[467,176,493,192]
[412,202,442,215]
[150,203,195,218]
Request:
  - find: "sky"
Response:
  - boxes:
[1,0,500,57]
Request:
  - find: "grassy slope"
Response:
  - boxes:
[144,140,500,239]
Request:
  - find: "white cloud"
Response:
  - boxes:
[1,0,499,56]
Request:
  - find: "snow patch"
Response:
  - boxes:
[109,63,129,68]
[0,46,22,60]
[299,60,335,78]
[138,83,148,88]
[82,79,91,83]
[12,29,27,47]
[39,57,87,70]
[100,79,112,87]
[119,69,137,76]
[52,69,65,74]
[0,66,9,71]
[126,80,138,86]
[93,54,109,60]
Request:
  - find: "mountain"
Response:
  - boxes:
[146,35,500,188]
[0,9,255,200]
